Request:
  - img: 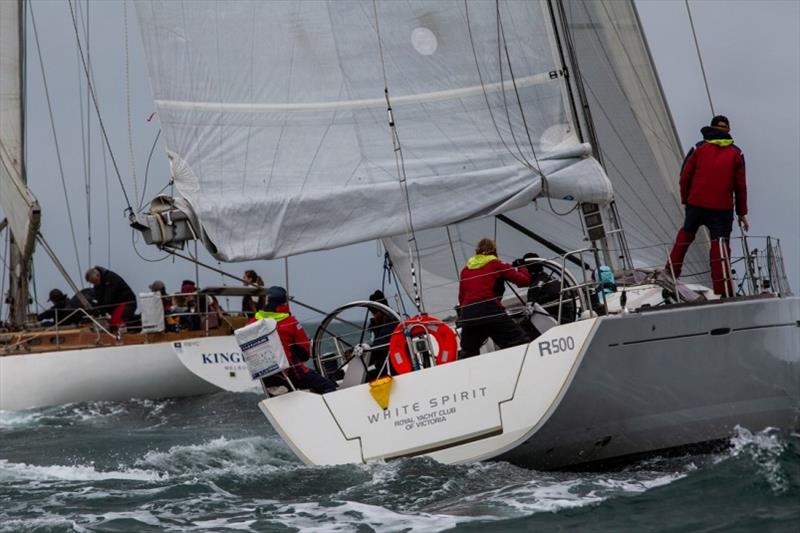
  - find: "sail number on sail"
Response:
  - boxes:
[537,336,576,357]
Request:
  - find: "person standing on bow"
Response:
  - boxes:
[457,238,531,357]
[667,115,748,297]
[256,286,337,394]
[85,267,137,328]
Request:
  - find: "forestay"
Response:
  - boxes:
[135,0,611,261]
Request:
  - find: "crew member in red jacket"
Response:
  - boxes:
[667,115,748,296]
[458,238,531,357]
[256,286,337,394]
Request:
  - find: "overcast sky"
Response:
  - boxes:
[2,0,798,323]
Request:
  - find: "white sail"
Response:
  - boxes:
[563,0,705,274]
[135,0,612,261]
[0,0,39,259]
[385,0,707,314]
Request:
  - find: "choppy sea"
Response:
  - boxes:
[1,392,798,532]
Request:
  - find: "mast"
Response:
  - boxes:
[1,0,40,325]
[547,0,632,273]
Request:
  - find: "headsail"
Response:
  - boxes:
[135,0,612,261]
[0,0,39,259]
[0,0,40,323]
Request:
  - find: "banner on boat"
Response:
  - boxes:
[234,318,289,380]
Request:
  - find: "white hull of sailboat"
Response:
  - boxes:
[0,335,254,411]
[258,296,800,468]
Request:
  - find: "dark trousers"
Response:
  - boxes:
[459,306,530,358]
[682,204,734,239]
[263,370,337,394]
[668,205,734,278]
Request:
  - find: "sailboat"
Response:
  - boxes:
[0,0,258,412]
[132,0,799,469]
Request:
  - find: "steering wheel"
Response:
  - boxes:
[311,300,403,381]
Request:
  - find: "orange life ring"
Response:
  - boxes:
[388,314,458,375]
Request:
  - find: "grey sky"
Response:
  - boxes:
[3,0,799,323]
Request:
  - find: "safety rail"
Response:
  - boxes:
[1,292,245,354]
[548,234,793,323]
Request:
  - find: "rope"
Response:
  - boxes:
[684,0,715,116]
[101,133,112,266]
[80,0,93,267]
[30,4,83,280]
[140,129,162,210]
[372,0,425,313]
[67,0,135,217]
[123,0,140,206]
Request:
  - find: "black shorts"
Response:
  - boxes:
[683,205,734,240]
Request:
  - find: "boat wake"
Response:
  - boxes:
[1,394,798,532]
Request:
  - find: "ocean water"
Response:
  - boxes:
[1,392,798,532]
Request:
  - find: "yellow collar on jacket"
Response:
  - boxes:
[466,254,497,270]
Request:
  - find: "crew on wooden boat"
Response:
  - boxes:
[36,288,96,326]
[84,267,137,328]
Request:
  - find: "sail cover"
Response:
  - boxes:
[0,0,39,259]
[136,0,612,261]
[384,0,707,314]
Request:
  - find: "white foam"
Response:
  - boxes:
[0,459,165,482]
[0,409,44,428]
[271,500,469,532]
[728,425,789,493]
[137,435,288,477]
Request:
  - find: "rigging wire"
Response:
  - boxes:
[684,0,715,116]
[123,0,140,207]
[139,129,162,210]
[30,3,83,280]
[75,0,93,267]
[67,0,135,217]
[85,0,92,267]
[371,0,425,314]
[496,1,578,218]
[101,131,112,266]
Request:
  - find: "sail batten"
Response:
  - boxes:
[155,72,562,113]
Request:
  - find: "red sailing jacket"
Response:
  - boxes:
[458,255,530,316]
[680,135,748,216]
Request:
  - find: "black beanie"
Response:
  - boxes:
[710,115,730,132]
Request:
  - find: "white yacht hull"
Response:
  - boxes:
[0,335,253,411]
[258,296,800,468]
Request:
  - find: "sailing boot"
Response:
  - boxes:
[710,238,734,297]
[667,228,695,278]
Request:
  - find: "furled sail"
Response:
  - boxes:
[135,0,612,262]
[0,0,39,260]
[385,0,707,314]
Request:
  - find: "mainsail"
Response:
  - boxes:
[0,0,40,323]
[135,0,612,262]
